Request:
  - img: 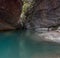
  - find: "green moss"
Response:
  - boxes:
[21,0,33,23]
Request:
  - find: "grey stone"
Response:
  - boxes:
[25,0,60,30]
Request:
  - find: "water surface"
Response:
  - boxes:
[0,30,60,58]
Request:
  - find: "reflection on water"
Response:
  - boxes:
[0,30,60,58]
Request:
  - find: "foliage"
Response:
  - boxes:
[21,0,33,23]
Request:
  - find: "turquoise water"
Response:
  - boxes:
[0,30,60,58]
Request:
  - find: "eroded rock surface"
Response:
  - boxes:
[0,0,23,30]
[25,0,60,30]
[36,31,60,43]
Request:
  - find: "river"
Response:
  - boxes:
[0,30,60,58]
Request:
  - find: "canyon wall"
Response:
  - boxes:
[25,0,60,30]
[0,0,23,30]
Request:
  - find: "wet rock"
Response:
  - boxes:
[25,0,60,30]
[0,0,23,30]
[0,20,15,30]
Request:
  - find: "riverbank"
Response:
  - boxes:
[34,30,60,43]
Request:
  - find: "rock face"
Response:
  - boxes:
[25,0,60,30]
[0,0,23,30]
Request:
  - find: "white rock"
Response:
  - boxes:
[37,31,60,43]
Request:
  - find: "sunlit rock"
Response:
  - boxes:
[37,31,60,43]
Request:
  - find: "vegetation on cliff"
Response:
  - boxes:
[21,0,33,23]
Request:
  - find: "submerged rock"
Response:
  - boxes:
[25,0,60,30]
[0,0,23,30]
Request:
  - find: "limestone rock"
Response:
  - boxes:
[37,31,60,43]
[25,0,60,30]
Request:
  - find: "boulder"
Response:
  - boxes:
[25,0,60,30]
[0,0,23,30]
[37,31,60,43]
